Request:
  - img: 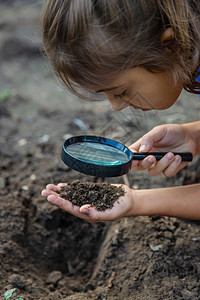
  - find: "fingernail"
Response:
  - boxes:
[139,145,147,152]
[81,208,89,214]
[166,153,173,160]
[175,156,180,162]
[147,157,154,164]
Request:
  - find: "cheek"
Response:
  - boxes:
[157,85,182,109]
[139,82,182,110]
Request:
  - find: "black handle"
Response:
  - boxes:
[132,152,193,162]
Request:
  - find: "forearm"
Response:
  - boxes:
[183,121,200,155]
[130,183,200,220]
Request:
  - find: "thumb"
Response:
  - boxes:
[80,204,91,214]
[139,126,167,152]
[80,205,106,222]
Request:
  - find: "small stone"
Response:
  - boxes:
[73,118,89,131]
[21,185,29,191]
[46,271,62,285]
[18,139,27,146]
[30,174,36,181]
[192,236,200,242]
[8,274,26,289]
[38,134,50,143]
[149,244,162,252]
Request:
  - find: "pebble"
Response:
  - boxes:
[38,134,50,143]
[73,118,89,131]
[21,185,29,191]
[18,139,27,146]
[46,271,62,285]
[149,244,163,252]
[30,174,36,181]
[191,236,200,242]
[8,274,26,289]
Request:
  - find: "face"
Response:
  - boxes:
[96,67,183,111]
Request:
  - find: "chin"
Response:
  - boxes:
[157,94,182,110]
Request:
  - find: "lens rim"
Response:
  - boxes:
[61,135,133,177]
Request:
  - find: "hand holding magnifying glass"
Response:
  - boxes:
[61,135,193,177]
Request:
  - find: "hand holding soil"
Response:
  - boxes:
[42,181,135,223]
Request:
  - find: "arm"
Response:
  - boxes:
[131,183,200,220]
[42,183,200,222]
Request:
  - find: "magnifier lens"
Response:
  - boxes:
[67,142,129,166]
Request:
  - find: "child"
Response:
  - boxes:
[41,0,200,222]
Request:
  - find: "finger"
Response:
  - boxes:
[79,204,91,214]
[47,194,92,221]
[129,138,142,152]
[46,184,61,192]
[133,155,156,170]
[80,205,109,222]
[41,188,58,198]
[80,195,126,223]
[140,126,167,152]
[57,183,68,188]
[132,160,139,167]
[131,126,167,153]
[148,152,175,176]
[80,205,116,223]
[163,156,188,177]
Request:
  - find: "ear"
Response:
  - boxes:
[160,28,174,43]
[160,28,176,53]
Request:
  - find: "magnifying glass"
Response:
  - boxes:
[61,135,193,177]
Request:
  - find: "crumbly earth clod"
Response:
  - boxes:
[58,180,125,211]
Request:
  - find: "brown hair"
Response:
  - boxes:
[42,0,200,98]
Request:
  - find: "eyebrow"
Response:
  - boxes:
[96,86,121,93]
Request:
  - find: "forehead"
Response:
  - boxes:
[95,69,135,92]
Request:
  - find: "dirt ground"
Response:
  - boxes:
[1,1,200,299]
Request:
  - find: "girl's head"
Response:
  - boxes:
[42,0,200,111]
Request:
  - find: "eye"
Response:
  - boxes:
[113,90,127,99]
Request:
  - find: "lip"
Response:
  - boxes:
[141,108,151,111]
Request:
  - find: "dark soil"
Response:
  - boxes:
[59,180,125,211]
[1,1,200,300]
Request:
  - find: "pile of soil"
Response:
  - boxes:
[58,180,125,211]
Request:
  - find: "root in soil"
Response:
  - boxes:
[58,180,125,211]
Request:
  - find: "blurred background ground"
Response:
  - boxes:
[0,1,200,299]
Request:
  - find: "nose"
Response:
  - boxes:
[106,96,128,111]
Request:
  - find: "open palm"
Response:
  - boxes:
[41,183,134,223]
